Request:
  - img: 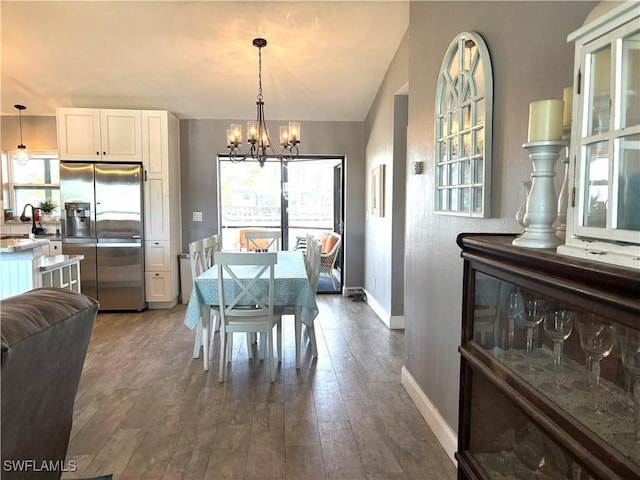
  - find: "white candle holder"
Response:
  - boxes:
[556,126,571,240]
[513,140,568,249]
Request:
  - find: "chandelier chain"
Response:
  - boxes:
[257,45,263,102]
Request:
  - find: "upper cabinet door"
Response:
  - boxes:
[142,110,168,177]
[57,108,142,161]
[100,109,142,161]
[57,108,102,160]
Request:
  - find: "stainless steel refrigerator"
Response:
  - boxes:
[60,162,146,310]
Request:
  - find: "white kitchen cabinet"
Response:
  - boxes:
[144,240,171,270]
[49,240,62,254]
[57,108,142,161]
[145,271,172,303]
[142,110,182,308]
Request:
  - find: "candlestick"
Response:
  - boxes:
[527,100,564,142]
[513,140,567,249]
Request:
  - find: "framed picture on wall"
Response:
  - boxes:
[371,164,385,217]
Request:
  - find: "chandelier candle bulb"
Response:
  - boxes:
[289,122,300,143]
[229,124,242,146]
[279,126,289,147]
[527,99,564,142]
[247,121,258,143]
[563,86,573,127]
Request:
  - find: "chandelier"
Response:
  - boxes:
[226,38,300,168]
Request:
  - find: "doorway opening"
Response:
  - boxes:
[217,155,344,293]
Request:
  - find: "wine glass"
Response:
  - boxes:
[609,326,635,416]
[524,297,546,354]
[504,289,524,360]
[615,326,640,446]
[543,308,574,369]
[575,315,614,419]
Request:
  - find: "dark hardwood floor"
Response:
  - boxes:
[62,294,456,480]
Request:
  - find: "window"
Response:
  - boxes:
[435,32,493,217]
[3,150,60,215]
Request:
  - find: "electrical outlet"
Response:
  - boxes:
[192,211,203,222]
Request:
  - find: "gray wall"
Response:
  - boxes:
[399,1,596,432]
[363,31,409,319]
[179,119,367,289]
[1,116,57,151]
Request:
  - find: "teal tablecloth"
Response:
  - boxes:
[183,251,318,329]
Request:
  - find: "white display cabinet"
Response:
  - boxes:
[559,2,640,269]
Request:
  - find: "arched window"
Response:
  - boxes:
[435,32,493,217]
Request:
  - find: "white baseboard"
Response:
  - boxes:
[401,366,457,466]
[364,289,405,329]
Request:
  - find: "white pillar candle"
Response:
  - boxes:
[563,87,573,127]
[528,99,564,142]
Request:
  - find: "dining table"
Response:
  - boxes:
[183,250,318,369]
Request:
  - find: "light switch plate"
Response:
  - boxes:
[192,211,203,222]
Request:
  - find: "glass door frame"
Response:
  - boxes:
[216,154,345,290]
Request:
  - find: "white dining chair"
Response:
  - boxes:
[202,234,221,268]
[245,230,281,252]
[215,251,281,382]
[203,235,222,331]
[189,239,217,370]
[300,237,322,357]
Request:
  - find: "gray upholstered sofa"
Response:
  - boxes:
[1,288,99,480]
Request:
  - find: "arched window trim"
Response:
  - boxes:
[434,31,493,217]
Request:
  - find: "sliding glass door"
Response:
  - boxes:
[218,155,344,292]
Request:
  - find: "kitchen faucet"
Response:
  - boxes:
[19,203,37,234]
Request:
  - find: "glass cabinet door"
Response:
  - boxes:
[468,270,639,478]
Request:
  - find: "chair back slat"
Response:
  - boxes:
[245,230,281,251]
[203,234,221,268]
[188,239,206,280]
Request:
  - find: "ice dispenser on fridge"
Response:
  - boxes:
[63,202,91,237]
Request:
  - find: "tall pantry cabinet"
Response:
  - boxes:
[56,107,182,308]
[142,110,182,308]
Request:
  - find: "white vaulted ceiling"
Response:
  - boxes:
[1,0,409,121]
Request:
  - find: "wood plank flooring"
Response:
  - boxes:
[62,295,456,480]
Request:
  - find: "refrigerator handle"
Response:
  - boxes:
[132,235,142,239]
[144,170,148,182]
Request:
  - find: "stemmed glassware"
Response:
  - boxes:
[543,308,574,369]
[504,289,523,360]
[574,314,614,419]
[615,326,640,446]
[524,297,546,354]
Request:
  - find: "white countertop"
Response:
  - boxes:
[0,238,50,253]
[38,254,84,272]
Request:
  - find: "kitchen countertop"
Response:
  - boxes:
[0,238,51,253]
[38,254,84,272]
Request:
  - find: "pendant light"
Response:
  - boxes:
[14,104,28,166]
